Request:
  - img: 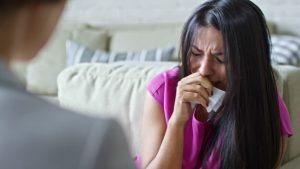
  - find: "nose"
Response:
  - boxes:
[198,55,213,76]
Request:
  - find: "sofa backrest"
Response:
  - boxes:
[26,23,108,95]
[10,22,277,96]
[106,23,183,61]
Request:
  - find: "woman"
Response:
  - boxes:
[137,0,293,169]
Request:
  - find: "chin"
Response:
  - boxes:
[214,82,226,91]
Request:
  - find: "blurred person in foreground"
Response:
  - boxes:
[0,0,134,168]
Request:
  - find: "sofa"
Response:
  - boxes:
[10,21,300,168]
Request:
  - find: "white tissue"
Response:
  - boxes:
[206,87,225,112]
[191,87,225,113]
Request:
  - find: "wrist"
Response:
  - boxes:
[168,116,187,130]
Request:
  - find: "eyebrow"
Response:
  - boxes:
[192,45,223,56]
[192,45,202,53]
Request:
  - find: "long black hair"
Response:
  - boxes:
[179,0,281,168]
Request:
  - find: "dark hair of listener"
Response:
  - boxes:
[179,0,281,168]
[0,0,63,12]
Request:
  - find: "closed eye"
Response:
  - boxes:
[215,57,224,63]
[191,46,203,57]
[212,53,224,63]
[191,51,203,57]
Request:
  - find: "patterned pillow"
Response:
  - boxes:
[66,40,176,66]
[271,35,300,66]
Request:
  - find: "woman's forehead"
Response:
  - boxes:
[193,26,224,50]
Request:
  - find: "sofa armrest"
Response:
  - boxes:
[57,61,178,156]
[274,65,300,163]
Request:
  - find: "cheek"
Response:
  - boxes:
[189,57,200,73]
[220,66,227,80]
[219,66,227,88]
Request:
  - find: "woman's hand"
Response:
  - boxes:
[170,72,213,127]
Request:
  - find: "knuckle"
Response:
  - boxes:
[177,85,183,92]
[178,88,184,95]
[178,80,183,86]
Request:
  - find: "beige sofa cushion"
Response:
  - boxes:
[57,61,178,155]
[26,24,108,95]
[282,156,300,169]
[108,24,183,61]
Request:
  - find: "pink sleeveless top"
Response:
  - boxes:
[135,67,293,169]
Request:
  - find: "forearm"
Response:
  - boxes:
[145,119,185,169]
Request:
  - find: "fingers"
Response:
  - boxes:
[181,84,209,100]
[179,73,213,95]
[185,71,201,79]
[177,91,208,108]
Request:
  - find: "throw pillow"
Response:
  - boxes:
[66,40,176,66]
[271,35,300,66]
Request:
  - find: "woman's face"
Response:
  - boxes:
[190,26,227,90]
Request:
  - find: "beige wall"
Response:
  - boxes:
[62,0,300,36]
[252,0,300,35]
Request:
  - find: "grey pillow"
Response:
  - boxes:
[66,40,176,66]
[271,35,300,66]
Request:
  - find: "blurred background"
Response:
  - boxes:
[62,0,300,35]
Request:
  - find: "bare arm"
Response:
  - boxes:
[140,92,185,169]
[140,73,212,169]
[275,135,288,169]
